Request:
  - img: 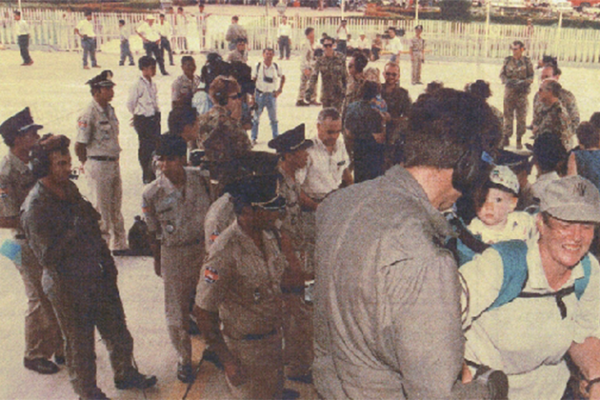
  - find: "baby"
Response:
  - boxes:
[468,165,536,244]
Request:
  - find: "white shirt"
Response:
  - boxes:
[461,240,600,400]
[278,22,292,37]
[356,37,370,49]
[468,211,537,244]
[296,135,349,199]
[387,36,403,53]
[137,21,161,42]
[14,19,30,36]
[337,25,349,41]
[157,20,172,38]
[253,61,283,93]
[76,19,96,38]
[127,77,160,117]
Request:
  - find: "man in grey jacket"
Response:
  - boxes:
[313,89,505,399]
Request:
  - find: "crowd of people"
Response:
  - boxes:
[4,7,600,400]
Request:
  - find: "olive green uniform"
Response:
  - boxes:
[196,220,286,399]
[410,36,425,85]
[0,152,63,363]
[305,53,348,112]
[532,101,573,150]
[500,55,534,144]
[142,167,212,367]
[533,87,579,135]
[196,105,252,164]
[21,181,138,400]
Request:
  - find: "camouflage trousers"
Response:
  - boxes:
[503,91,529,142]
[17,240,63,361]
[161,242,204,366]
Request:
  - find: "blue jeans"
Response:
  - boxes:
[81,37,97,67]
[119,39,134,65]
[251,91,278,141]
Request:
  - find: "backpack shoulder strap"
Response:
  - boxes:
[256,62,261,76]
[488,240,529,310]
[575,255,592,299]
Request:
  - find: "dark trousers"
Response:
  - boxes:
[278,36,290,59]
[371,47,380,61]
[336,40,347,56]
[119,39,134,65]
[81,37,97,67]
[143,41,167,75]
[160,36,174,66]
[18,34,32,64]
[133,113,161,184]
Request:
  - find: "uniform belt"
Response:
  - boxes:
[89,156,118,161]
[241,328,277,341]
[281,286,304,295]
[255,89,275,95]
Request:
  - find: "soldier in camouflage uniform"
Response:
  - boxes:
[268,125,315,382]
[197,76,252,166]
[500,40,534,149]
[532,79,573,150]
[532,63,579,135]
[296,27,318,107]
[0,108,63,375]
[342,52,369,116]
[305,36,348,112]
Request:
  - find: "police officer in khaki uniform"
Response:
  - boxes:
[268,124,315,383]
[305,36,348,112]
[194,174,295,399]
[142,134,212,383]
[75,73,128,252]
[500,40,534,149]
[0,108,63,375]
[21,134,157,400]
[409,25,425,85]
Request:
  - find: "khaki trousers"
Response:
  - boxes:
[225,331,284,399]
[161,242,204,365]
[17,240,63,361]
[283,292,313,377]
[86,159,127,250]
[411,54,423,84]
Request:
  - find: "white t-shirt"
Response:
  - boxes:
[468,211,537,245]
[278,23,292,37]
[387,36,403,53]
[137,22,161,42]
[253,62,284,93]
[76,19,96,37]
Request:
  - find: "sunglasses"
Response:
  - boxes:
[385,72,398,76]
[323,43,333,48]
[229,93,243,100]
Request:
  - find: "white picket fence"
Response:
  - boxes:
[1,7,600,63]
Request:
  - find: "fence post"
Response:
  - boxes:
[554,10,562,59]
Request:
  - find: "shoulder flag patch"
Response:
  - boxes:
[204,267,219,284]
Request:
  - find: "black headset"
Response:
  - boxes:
[213,80,232,107]
[30,133,54,179]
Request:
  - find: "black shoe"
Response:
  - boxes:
[177,363,195,383]
[162,72,169,76]
[119,62,124,66]
[129,63,135,66]
[282,389,300,400]
[115,370,157,390]
[24,358,59,374]
[112,249,130,256]
[287,372,313,384]
[296,100,309,107]
[54,355,65,365]
[79,387,109,400]
[202,348,223,370]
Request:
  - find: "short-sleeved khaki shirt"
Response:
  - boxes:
[142,167,211,247]
[196,220,285,339]
[76,100,121,158]
[0,152,36,235]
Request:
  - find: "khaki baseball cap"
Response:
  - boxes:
[540,176,600,223]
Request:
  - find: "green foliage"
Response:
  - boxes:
[439,0,471,20]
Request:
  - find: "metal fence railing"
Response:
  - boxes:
[1,7,600,63]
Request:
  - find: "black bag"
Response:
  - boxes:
[128,216,152,256]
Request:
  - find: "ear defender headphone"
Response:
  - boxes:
[214,80,232,107]
[30,133,54,179]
